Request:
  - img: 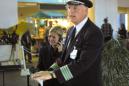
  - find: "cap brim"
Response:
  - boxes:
[66,0,93,8]
[66,1,85,5]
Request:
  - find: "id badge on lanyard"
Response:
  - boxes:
[70,47,78,60]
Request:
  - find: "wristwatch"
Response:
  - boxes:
[49,71,56,79]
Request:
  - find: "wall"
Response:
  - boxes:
[0,0,18,29]
[88,0,95,22]
[118,7,129,31]
[18,6,40,20]
[94,0,118,38]
[18,0,67,4]
[118,0,129,8]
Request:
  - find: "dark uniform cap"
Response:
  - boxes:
[66,0,93,8]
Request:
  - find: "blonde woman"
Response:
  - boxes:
[37,26,64,86]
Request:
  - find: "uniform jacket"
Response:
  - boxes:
[53,19,104,86]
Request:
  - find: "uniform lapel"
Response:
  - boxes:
[61,27,75,61]
[63,19,90,63]
[65,28,75,47]
[64,35,78,62]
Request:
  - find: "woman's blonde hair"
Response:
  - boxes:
[49,26,64,40]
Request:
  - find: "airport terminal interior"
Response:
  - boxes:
[0,0,129,86]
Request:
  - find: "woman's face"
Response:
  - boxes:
[48,32,60,47]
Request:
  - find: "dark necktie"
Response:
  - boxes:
[68,27,76,47]
[71,27,76,42]
[62,27,76,60]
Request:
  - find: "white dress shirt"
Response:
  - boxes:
[75,17,88,37]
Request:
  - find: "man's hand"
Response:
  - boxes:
[31,71,52,81]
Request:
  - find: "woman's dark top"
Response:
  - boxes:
[37,42,62,86]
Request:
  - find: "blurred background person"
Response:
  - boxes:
[10,28,19,59]
[11,28,19,46]
[1,31,8,44]
[21,29,32,63]
[101,17,113,42]
[118,23,127,39]
[37,26,64,86]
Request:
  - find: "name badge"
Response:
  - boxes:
[70,47,78,59]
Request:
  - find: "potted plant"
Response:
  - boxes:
[102,39,129,86]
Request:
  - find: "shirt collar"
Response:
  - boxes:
[74,17,88,35]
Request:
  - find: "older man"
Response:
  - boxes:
[31,0,103,86]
